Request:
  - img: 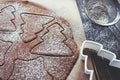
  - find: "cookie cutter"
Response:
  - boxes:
[85,0,120,26]
[80,40,120,80]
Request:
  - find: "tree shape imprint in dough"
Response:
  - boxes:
[20,13,54,42]
[31,23,73,56]
[0,5,16,31]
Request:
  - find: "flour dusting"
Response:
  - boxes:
[86,1,109,24]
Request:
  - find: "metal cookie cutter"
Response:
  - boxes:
[85,0,120,26]
[80,40,120,80]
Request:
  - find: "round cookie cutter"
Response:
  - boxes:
[85,0,120,26]
[80,40,120,80]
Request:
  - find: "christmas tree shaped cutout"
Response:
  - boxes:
[0,5,16,31]
[0,40,12,66]
[21,13,54,42]
[31,24,73,56]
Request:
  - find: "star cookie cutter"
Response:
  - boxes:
[80,40,120,80]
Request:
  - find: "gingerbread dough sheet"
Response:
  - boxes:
[0,0,85,80]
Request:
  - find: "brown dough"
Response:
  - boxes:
[0,1,78,80]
